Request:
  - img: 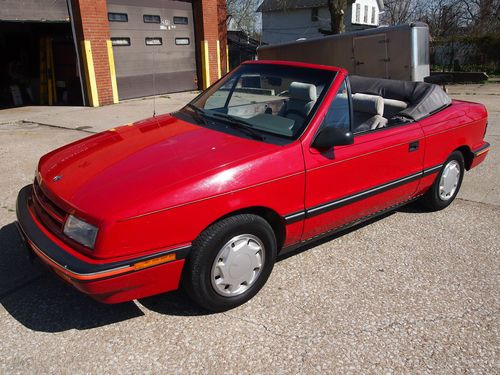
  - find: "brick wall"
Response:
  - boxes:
[193,0,228,87]
[218,0,228,75]
[71,0,114,106]
[71,0,227,106]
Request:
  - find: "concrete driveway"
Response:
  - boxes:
[0,86,498,373]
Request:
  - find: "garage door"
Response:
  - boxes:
[107,0,197,100]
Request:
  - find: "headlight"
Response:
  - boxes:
[63,215,98,249]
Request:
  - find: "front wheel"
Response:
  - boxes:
[420,151,464,211]
[182,214,277,312]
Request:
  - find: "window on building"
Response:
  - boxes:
[371,7,376,24]
[355,4,361,23]
[108,12,128,22]
[175,37,190,45]
[145,37,162,46]
[364,5,368,23]
[111,37,131,46]
[173,16,189,24]
[143,15,161,23]
[311,7,319,22]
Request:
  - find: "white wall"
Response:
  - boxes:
[261,0,381,46]
[261,7,331,45]
[351,0,380,27]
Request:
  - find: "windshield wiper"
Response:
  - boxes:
[186,103,210,126]
[187,103,204,114]
[186,105,264,141]
[208,112,264,141]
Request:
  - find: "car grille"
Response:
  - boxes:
[31,180,67,234]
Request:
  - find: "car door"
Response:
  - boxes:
[301,77,425,240]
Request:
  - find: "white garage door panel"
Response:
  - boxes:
[107,0,197,100]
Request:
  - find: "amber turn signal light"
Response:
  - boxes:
[133,253,176,270]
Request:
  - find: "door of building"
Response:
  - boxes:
[107,0,197,100]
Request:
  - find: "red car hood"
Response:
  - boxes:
[38,113,282,220]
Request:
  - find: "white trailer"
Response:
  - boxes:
[257,22,430,82]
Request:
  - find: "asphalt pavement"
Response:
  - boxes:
[0,84,498,374]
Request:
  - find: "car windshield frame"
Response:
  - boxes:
[181,63,338,142]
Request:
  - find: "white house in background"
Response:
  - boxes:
[258,0,384,45]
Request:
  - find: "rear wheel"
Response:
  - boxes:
[183,214,277,312]
[421,151,464,211]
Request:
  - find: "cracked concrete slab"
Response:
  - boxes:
[0,92,199,134]
[0,85,498,373]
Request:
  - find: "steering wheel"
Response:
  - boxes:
[284,109,307,121]
[277,90,289,97]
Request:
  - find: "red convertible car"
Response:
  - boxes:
[16,61,490,311]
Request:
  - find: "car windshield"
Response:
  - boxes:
[186,63,337,140]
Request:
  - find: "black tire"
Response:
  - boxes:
[182,214,277,312]
[420,151,465,211]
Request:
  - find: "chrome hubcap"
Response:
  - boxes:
[210,234,265,297]
[439,160,461,201]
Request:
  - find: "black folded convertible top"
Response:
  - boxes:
[349,75,451,121]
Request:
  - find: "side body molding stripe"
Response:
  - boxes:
[284,164,443,224]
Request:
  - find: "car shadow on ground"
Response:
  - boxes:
[396,200,430,214]
[0,223,145,332]
[0,202,429,330]
[138,290,209,317]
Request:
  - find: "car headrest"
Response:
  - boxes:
[289,82,317,102]
[383,98,408,110]
[352,93,384,116]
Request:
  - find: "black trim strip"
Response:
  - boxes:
[422,164,443,177]
[284,210,306,224]
[16,185,190,276]
[306,172,422,218]
[283,164,443,223]
[473,142,490,157]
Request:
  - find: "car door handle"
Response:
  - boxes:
[409,141,419,152]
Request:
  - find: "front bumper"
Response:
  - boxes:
[16,185,189,303]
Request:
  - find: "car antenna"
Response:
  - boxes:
[152,38,157,118]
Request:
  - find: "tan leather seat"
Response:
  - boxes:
[352,93,388,132]
[280,82,317,129]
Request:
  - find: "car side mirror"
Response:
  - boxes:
[312,127,354,149]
